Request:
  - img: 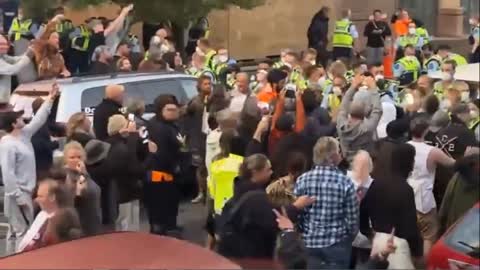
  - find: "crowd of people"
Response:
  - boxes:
[0,3,479,270]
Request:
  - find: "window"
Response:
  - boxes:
[178,78,198,100]
[133,80,184,113]
[445,207,480,258]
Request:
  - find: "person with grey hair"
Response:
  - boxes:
[337,73,383,164]
[294,136,359,269]
[89,45,114,75]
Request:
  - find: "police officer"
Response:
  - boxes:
[422,43,443,75]
[369,62,398,103]
[468,15,479,63]
[393,44,421,87]
[414,19,430,46]
[332,9,358,60]
[433,59,457,99]
[196,38,217,71]
[395,22,423,60]
[8,7,37,42]
[69,22,92,74]
[437,44,468,67]
[273,48,293,69]
[186,52,216,83]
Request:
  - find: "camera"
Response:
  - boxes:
[285,83,297,98]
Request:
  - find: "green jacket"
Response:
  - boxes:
[438,173,479,234]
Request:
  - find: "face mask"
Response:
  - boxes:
[461,91,470,102]
[309,60,316,66]
[441,99,452,110]
[442,72,453,81]
[375,74,384,81]
[359,86,369,92]
[471,110,479,119]
[284,62,292,68]
[408,28,416,35]
[195,47,205,57]
[333,86,343,96]
[218,55,228,63]
[404,93,415,106]
[470,18,477,25]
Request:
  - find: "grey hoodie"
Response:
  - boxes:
[337,86,383,163]
[0,53,32,104]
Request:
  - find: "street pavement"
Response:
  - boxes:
[0,196,208,258]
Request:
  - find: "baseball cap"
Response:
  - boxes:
[267,69,288,85]
[429,110,450,133]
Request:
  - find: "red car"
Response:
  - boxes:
[428,203,480,270]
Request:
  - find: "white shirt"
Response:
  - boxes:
[17,210,54,253]
[407,141,437,214]
[347,171,373,248]
[229,89,248,113]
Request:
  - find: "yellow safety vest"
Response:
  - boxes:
[56,20,73,35]
[205,50,217,71]
[208,154,244,214]
[433,81,453,99]
[469,118,480,131]
[398,35,419,48]
[416,27,430,44]
[345,70,354,82]
[10,18,32,41]
[332,20,353,48]
[423,54,443,70]
[448,53,468,66]
[186,67,201,77]
[215,62,228,76]
[71,25,91,52]
[396,56,420,85]
[327,93,342,112]
[273,61,285,69]
[322,79,333,94]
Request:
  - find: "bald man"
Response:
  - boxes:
[93,84,125,140]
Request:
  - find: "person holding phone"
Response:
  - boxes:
[364,10,392,65]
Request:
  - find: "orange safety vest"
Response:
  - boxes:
[384,45,394,79]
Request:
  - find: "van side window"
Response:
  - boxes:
[134,80,186,112]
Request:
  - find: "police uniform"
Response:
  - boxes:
[416,27,430,45]
[69,24,92,74]
[273,61,286,69]
[424,54,443,74]
[332,19,356,59]
[470,24,480,63]
[8,17,34,41]
[205,50,217,71]
[393,55,421,87]
[433,81,454,99]
[396,35,423,51]
[447,53,468,67]
[288,67,306,90]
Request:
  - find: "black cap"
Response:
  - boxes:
[267,69,288,85]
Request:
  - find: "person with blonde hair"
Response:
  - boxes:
[63,141,102,236]
[105,114,144,232]
[66,112,93,147]
[116,57,132,72]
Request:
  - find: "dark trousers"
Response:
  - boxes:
[314,41,329,68]
[144,179,180,235]
[332,47,353,61]
[307,238,353,269]
[68,49,91,75]
[470,46,480,63]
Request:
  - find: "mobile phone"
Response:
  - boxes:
[128,113,135,122]
[285,83,297,98]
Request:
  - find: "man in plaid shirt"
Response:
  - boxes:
[294,137,359,269]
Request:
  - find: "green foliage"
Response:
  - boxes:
[21,0,265,25]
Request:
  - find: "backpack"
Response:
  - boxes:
[217,190,265,257]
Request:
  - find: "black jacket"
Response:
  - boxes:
[93,98,123,141]
[146,117,182,174]
[218,178,298,259]
[181,95,207,166]
[32,123,59,175]
[105,134,145,203]
[68,131,94,147]
[307,11,329,47]
[360,175,423,257]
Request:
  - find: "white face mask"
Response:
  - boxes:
[284,62,292,68]
[471,110,479,119]
[309,60,316,66]
[359,85,369,92]
[461,91,470,102]
[196,47,205,57]
[333,86,343,96]
[218,55,228,63]
[442,72,453,81]
[441,99,452,110]
[375,74,384,81]
[470,18,477,26]
[408,28,416,35]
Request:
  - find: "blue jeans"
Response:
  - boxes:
[307,238,353,269]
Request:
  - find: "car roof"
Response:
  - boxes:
[13,71,194,93]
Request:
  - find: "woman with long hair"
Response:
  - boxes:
[66,112,94,147]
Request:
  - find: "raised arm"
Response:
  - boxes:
[23,84,59,137]
[104,4,133,37]
[361,91,383,132]
[294,91,306,132]
[336,86,356,127]
[0,54,32,75]
[270,92,286,132]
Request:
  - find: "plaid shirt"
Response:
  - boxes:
[294,165,359,248]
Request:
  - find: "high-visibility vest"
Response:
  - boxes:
[186,67,201,77]
[327,93,342,112]
[205,50,217,71]
[71,25,91,52]
[201,68,217,83]
[273,61,285,69]
[214,62,228,76]
[332,20,353,48]
[448,53,468,66]
[433,81,453,99]
[9,18,32,41]
[322,79,333,94]
[469,118,480,131]
[423,54,443,71]
[56,20,74,35]
[226,74,236,90]
[345,70,354,82]
[396,56,420,86]
[208,154,244,214]
[398,35,419,48]
[416,27,430,45]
